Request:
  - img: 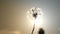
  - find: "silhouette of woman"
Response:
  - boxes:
[38,28,45,34]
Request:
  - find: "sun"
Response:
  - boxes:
[26,7,44,27]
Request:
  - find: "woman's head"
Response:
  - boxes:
[38,28,45,34]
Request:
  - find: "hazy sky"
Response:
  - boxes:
[0,0,60,34]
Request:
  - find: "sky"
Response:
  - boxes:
[0,0,60,34]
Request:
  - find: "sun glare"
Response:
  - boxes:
[26,7,44,27]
